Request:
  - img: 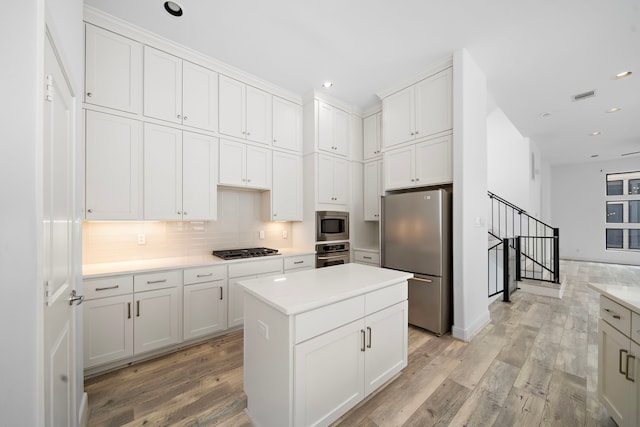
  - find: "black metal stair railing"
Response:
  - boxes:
[487,192,560,300]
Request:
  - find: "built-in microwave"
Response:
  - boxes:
[316,210,349,241]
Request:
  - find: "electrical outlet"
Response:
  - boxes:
[259,230,265,240]
[137,233,146,245]
[282,230,288,239]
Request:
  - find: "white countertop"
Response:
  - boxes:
[238,263,413,316]
[83,247,315,278]
[588,282,640,313]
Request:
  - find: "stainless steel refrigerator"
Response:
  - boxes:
[381,189,451,335]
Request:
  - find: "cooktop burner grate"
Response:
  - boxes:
[211,247,280,260]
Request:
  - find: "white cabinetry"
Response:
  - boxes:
[318,155,349,205]
[363,160,383,221]
[363,112,382,160]
[143,46,218,131]
[85,24,141,114]
[597,295,638,427]
[218,139,271,189]
[183,265,227,340]
[353,250,380,267]
[263,151,302,221]
[219,75,271,145]
[227,258,283,328]
[382,67,452,149]
[272,96,302,152]
[383,135,452,191]
[283,254,315,272]
[143,123,218,220]
[85,110,142,220]
[318,101,350,157]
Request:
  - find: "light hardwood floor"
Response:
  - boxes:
[85,260,640,426]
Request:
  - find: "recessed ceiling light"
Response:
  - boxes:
[164,1,183,17]
[540,112,552,118]
[321,81,333,88]
[614,71,632,79]
[590,131,601,136]
[606,107,622,113]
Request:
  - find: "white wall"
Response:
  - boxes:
[551,157,640,265]
[452,49,490,341]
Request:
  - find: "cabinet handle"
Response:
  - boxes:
[87,209,93,213]
[86,92,93,97]
[95,285,119,291]
[411,179,415,182]
[415,178,420,181]
[146,279,167,285]
[247,132,251,136]
[127,302,131,319]
[136,300,140,317]
[220,287,223,300]
[363,256,372,260]
[273,139,277,143]
[197,273,213,278]
[367,326,372,349]
[183,212,188,215]
[361,329,366,352]
[274,213,278,217]
[620,349,628,375]
[293,261,304,264]
[415,130,419,135]
[626,354,635,382]
[604,308,621,320]
[183,116,188,120]
[410,132,415,136]
[177,211,182,215]
[177,114,181,119]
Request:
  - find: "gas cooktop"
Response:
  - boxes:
[211,247,280,260]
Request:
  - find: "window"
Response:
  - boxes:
[605,171,640,251]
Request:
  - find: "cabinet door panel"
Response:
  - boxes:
[272,96,301,151]
[294,319,365,427]
[83,295,134,369]
[318,101,334,153]
[363,161,380,221]
[272,152,302,221]
[246,86,271,145]
[182,61,218,132]
[414,68,452,138]
[415,135,452,186]
[363,113,381,161]
[143,124,182,220]
[333,107,350,157]
[246,145,271,189]
[134,287,180,354]
[384,146,414,191]
[143,47,182,124]
[85,24,141,113]
[382,87,414,148]
[219,139,246,186]
[228,275,256,328]
[183,281,226,340]
[317,155,335,204]
[333,158,349,204]
[219,75,246,139]
[85,111,141,220]
[183,133,218,220]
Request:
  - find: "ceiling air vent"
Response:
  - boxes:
[572,90,596,102]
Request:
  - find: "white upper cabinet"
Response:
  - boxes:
[382,67,452,149]
[363,112,382,161]
[85,24,142,114]
[272,96,302,152]
[318,101,350,157]
[219,75,272,145]
[318,155,349,205]
[143,123,218,220]
[266,151,302,221]
[219,139,271,189]
[85,110,142,220]
[143,46,218,132]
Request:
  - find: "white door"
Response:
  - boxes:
[245,145,271,189]
[272,96,301,151]
[143,46,182,124]
[414,68,452,138]
[245,86,271,144]
[332,158,350,204]
[317,154,335,204]
[382,86,414,148]
[384,145,415,190]
[219,139,246,186]
[318,101,335,153]
[182,132,218,220]
[182,61,218,132]
[183,281,226,340]
[272,152,302,221]
[133,287,180,354]
[363,161,379,221]
[219,75,246,139]
[43,32,79,427]
[415,135,453,186]
[332,107,350,157]
[363,113,380,161]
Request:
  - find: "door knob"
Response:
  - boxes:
[68,290,84,306]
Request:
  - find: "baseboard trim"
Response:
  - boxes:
[79,392,89,427]
[517,278,565,299]
[452,310,490,342]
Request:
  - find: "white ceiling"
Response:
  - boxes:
[84,0,640,166]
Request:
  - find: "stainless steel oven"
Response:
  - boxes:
[316,242,350,268]
[316,211,349,242]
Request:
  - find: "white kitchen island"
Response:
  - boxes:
[238,263,413,427]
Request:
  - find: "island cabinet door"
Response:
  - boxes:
[294,318,365,427]
[363,301,408,396]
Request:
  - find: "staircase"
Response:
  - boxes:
[487,192,562,301]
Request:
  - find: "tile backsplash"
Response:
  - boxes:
[83,189,293,264]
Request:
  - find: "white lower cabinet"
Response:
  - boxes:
[284,254,315,272]
[133,286,180,354]
[183,265,227,340]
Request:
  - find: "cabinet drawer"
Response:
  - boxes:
[284,254,315,271]
[228,258,283,278]
[295,296,365,344]
[632,312,640,344]
[184,265,226,285]
[354,251,380,265]
[600,296,631,336]
[134,270,181,292]
[84,275,133,300]
[366,282,407,315]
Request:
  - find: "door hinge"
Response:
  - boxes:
[45,74,53,102]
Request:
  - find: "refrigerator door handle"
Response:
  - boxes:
[412,277,433,284]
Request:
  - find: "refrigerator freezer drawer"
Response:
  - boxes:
[408,276,450,336]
